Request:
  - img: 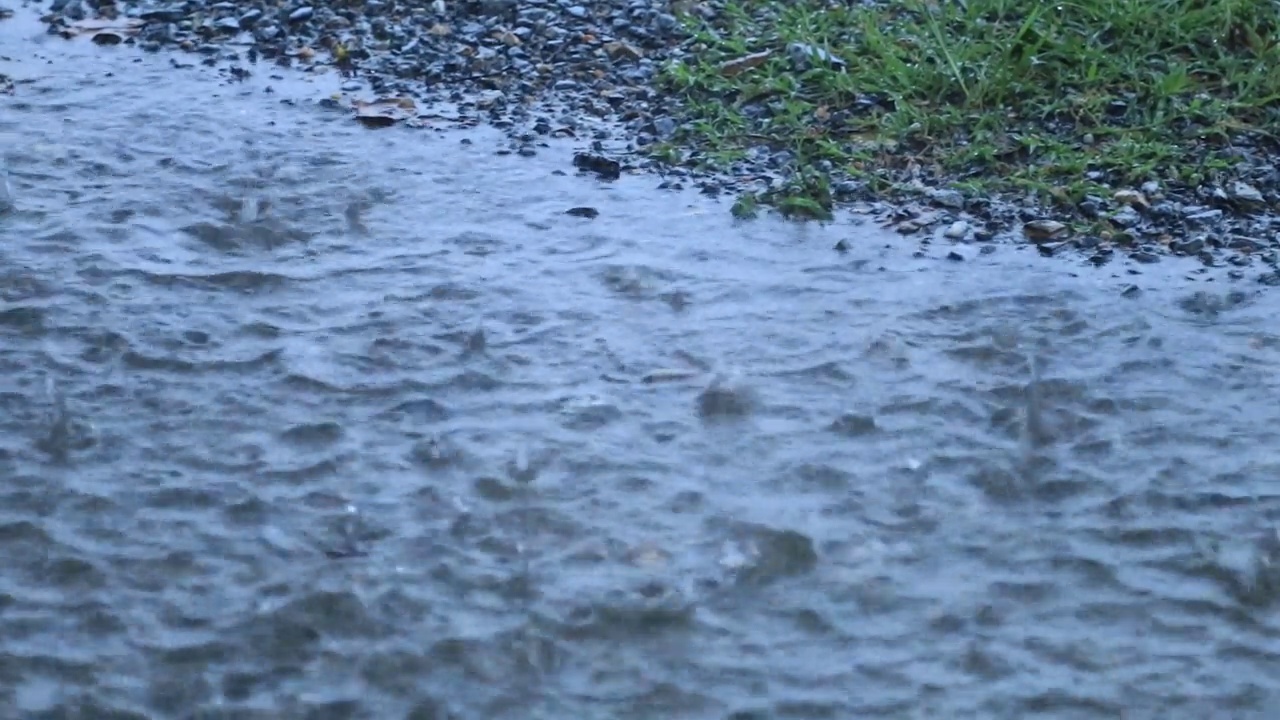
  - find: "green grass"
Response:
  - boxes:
[654,0,1280,221]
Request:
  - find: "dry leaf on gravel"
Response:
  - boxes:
[352,97,417,128]
[603,40,642,61]
[1113,189,1150,211]
[719,50,772,77]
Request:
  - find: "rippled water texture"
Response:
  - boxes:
[5,11,1280,719]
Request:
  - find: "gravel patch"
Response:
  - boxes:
[39,0,691,145]
[21,0,1280,279]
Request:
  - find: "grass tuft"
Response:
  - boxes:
[656,0,1280,219]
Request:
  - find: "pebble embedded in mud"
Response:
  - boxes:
[828,412,877,437]
[696,376,756,419]
[1023,219,1068,242]
[564,206,599,219]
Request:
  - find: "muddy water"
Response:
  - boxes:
[4,10,1280,720]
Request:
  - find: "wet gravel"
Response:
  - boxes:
[38,0,692,144]
[23,0,1280,276]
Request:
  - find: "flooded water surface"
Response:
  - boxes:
[4,11,1280,719]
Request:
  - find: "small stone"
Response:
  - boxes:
[787,42,846,71]
[1077,197,1104,219]
[946,251,964,262]
[565,5,588,19]
[1184,209,1223,226]
[1023,219,1068,242]
[1130,251,1159,264]
[928,188,964,209]
[654,13,680,33]
[1230,181,1265,206]
[832,180,863,198]
[1109,206,1142,228]
[1121,284,1141,297]
[287,6,313,22]
[829,413,877,437]
[1226,236,1266,252]
[138,5,186,22]
[1037,241,1071,257]
[942,220,969,239]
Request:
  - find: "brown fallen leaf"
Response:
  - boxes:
[59,17,143,44]
[352,96,417,128]
[603,40,642,61]
[719,50,772,78]
[1113,189,1150,211]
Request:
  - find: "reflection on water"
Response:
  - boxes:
[3,9,1280,719]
